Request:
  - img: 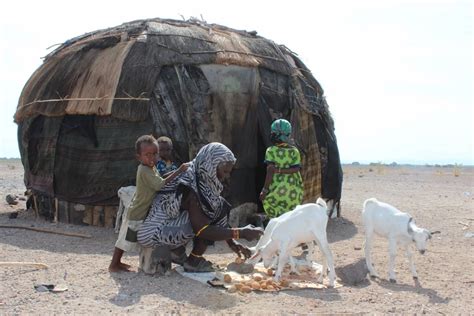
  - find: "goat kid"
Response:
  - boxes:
[362,198,440,283]
[248,198,336,287]
[247,207,312,275]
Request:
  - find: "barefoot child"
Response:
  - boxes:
[156,136,178,176]
[109,135,188,272]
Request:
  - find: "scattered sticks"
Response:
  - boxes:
[0,225,92,238]
[0,262,49,270]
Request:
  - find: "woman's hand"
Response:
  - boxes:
[240,225,264,241]
[227,239,252,259]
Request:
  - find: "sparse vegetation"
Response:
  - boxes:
[453,163,462,177]
[369,162,385,174]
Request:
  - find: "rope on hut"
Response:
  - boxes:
[143,33,217,44]
[22,96,150,107]
[0,225,92,238]
[190,49,284,62]
[150,41,284,62]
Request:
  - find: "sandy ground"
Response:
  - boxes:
[0,158,473,314]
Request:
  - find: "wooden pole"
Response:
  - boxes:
[0,224,92,238]
[54,198,59,223]
[33,194,39,219]
[64,201,70,224]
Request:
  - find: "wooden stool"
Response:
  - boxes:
[139,246,172,275]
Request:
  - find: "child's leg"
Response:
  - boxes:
[109,247,132,272]
[110,207,139,272]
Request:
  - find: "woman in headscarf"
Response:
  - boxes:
[259,119,304,218]
[138,142,263,272]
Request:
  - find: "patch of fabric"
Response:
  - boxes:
[156,160,178,176]
[263,145,304,218]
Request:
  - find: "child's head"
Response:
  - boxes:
[157,136,173,161]
[270,119,292,144]
[135,135,159,167]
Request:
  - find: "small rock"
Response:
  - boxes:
[6,194,18,205]
[335,258,368,285]
[8,212,18,219]
[226,262,254,274]
[34,284,53,292]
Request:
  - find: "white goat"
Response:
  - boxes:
[248,199,336,287]
[248,209,315,274]
[362,198,440,283]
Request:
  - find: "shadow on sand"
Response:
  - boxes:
[108,269,239,311]
[326,217,358,243]
[373,277,451,304]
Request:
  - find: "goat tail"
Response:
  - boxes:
[362,197,378,212]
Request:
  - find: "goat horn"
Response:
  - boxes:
[431,230,441,234]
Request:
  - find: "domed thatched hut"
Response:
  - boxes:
[15,18,343,225]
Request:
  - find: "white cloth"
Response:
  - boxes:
[114,203,141,252]
[115,186,136,233]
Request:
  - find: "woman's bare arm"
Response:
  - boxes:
[183,189,261,241]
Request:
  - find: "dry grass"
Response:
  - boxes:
[369,162,385,174]
[453,163,462,177]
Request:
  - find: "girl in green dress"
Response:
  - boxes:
[259,119,304,218]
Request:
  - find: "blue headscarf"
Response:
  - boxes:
[271,119,292,143]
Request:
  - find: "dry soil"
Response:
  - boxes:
[0,159,473,314]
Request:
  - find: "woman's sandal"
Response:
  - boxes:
[183,259,215,273]
[170,246,187,266]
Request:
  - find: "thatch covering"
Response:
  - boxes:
[15,17,342,210]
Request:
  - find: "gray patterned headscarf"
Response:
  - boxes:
[159,142,236,221]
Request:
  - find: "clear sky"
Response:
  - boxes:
[0,0,472,164]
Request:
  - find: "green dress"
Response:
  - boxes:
[263,145,304,218]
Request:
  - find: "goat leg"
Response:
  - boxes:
[388,238,397,283]
[405,245,418,279]
[364,230,378,278]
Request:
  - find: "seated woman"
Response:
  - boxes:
[137,142,263,272]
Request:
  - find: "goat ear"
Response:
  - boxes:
[316,197,327,208]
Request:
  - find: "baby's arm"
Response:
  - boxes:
[162,163,189,185]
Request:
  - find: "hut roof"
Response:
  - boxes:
[15,17,325,123]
